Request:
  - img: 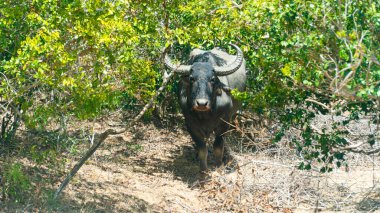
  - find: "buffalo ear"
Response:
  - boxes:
[214,80,224,96]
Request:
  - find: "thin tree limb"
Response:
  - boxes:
[53,128,122,199]
[305,98,330,111]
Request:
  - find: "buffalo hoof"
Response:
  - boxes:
[198,170,211,186]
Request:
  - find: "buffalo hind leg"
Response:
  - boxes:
[213,134,224,167]
[214,122,230,168]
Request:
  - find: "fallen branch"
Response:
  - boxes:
[344,147,380,155]
[54,71,175,199]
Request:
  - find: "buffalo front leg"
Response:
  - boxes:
[189,133,208,173]
[197,142,208,173]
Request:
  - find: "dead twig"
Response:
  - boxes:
[240,160,294,169]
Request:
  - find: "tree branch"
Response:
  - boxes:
[305,98,330,111]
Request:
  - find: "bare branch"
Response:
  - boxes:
[305,98,330,111]
[344,147,380,155]
[340,141,365,150]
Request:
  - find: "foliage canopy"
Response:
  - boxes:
[1,0,379,171]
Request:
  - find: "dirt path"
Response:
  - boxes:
[1,113,379,212]
[62,124,205,212]
[55,119,380,212]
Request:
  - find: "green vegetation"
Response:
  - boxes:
[2,162,31,202]
[1,0,379,205]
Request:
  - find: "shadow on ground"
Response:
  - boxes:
[356,188,380,212]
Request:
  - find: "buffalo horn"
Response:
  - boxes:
[214,44,244,76]
[164,53,191,74]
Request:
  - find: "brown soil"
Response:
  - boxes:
[1,113,379,212]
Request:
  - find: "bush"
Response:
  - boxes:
[1,0,379,170]
[1,162,31,203]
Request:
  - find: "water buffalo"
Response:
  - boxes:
[164,44,246,176]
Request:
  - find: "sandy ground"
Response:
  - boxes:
[1,113,379,212]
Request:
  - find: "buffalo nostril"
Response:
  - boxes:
[196,99,208,107]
